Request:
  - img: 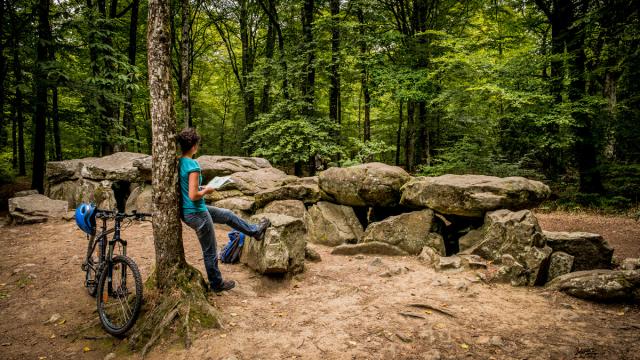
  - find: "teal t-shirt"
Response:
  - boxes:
[179,157,207,215]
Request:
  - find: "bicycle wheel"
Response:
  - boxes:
[96,255,143,337]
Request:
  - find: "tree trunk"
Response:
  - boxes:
[48,33,62,161]
[396,100,403,166]
[357,8,370,142]
[180,0,191,128]
[328,0,340,126]
[32,0,49,193]
[404,101,415,172]
[123,0,140,150]
[147,0,186,286]
[239,0,255,125]
[0,0,5,158]
[259,21,275,113]
[301,0,315,115]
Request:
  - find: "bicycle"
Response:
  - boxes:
[81,209,150,337]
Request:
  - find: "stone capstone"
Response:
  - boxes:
[460,209,552,286]
[257,200,307,219]
[360,209,445,255]
[400,175,550,218]
[547,270,640,302]
[543,231,613,271]
[213,196,256,212]
[318,163,411,207]
[9,194,69,224]
[221,168,291,195]
[330,242,409,256]
[45,158,87,184]
[305,201,364,246]
[79,152,148,182]
[546,252,574,282]
[240,213,306,274]
[254,178,322,208]
[197,156,272,180]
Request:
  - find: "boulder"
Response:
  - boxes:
[459,254,488,270]
[547,270,640,302]
[240,213,306,274]
[254,179,321,208]
[220,168,291,195]
[318,163,411,207]
[546,252,574,282]
[46,181,79,207]
[621,258,640,270]
[435,256,462,271]
[204,190,245,203]
[132,156,152,181]
[257,200,307,219]
[460,209,552,286]
[331,242,409,256]
[197,155,272,181]
[125,184,153,214]
[45,158,87,184]
[79,152,148,182]
[400,175,550,217]
[418,246,441,266]
[305,201,364,246]
[213,196,256,212]
[47,179,116,209]
[492,254,529,286]
[14,190,39,197]
[543,231,613,271]
[361,209,445,255]
[9,194,69,224]
[305,246,322,262]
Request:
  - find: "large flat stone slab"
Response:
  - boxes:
[305,201,363,246]
[543,231,613,271]
[400,175,550,217]
[547,270,640,302]
[9,194,69,224]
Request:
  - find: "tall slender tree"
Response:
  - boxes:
[32,0,50,192]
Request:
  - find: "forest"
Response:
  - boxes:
[1,0,639,210]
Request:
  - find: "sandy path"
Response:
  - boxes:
[0,214,638,360]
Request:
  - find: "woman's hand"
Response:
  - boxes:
[203,187,216,195]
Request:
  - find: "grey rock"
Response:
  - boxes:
[104,353,116,360]
[254,179,321,208]
[79,152,148,182]
[204,190,246,203]
[459,254,488,270]
[213,196,256,212]
[305,201,363,246]
[547,269,640,302]
[304,246,322,262]
[621,258,640,270]
[9,194,69,224]
[460,209,551,285]
[435,256,462,271]
[240,213,306,274]
[318,163,411,207]
[458,229,483,253]
[547,252,574,282]
[125,184,153,214]
[221,167,290,195]
[493,254,529,286]
[418,246,441,266]
[197,155,272,180]
[544,231,614,271]
[400,174,550,217]
[361,209,445,255]
[331,242,409,256]
[45,158,86,184]
[257,200,307,219]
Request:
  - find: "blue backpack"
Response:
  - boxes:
[219,230,245,263]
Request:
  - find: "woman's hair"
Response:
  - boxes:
[177,128,201,153]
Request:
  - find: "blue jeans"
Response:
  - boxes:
[182,206,258,290]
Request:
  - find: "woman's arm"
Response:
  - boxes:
[188,172,214,201]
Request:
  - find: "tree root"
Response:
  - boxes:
[128,264,221,357]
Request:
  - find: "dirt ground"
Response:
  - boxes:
[0,212,638,360]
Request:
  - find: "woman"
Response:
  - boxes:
[178,128,270,292]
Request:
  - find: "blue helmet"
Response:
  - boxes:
[75,203,97,235]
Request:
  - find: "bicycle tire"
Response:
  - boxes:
[96,255,143,337]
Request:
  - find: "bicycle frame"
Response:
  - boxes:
[84,214,129,291]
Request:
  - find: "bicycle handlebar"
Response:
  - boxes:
[95,209,152,220]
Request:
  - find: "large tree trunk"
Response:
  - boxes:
[301,0,315,115]
[328,0,340,126]
[130,0,220,354]
[32,0,49,193]
[404,101,415,172]
[259,21,275,113]
[123,0,140,150]
[357,8,370,141]
[180,0,191,128]
[239,0,255,125]
[48,29,62,161]
[396,100,403,166]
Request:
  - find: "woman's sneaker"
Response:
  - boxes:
[254,218,271,241]
[212,280,236,292]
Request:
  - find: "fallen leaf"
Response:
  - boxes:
[58,319,66,325]
[460,343,469,350]
[617,312,625,316]
[82,346,91,352]
[424,310,432,315]
[230,313,238,317]
[50,334,56,339]
[219,334,227,338]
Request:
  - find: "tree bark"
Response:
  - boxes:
[328,0,340,126]
[32,0,50,193]
[404,101,415,172]
[123,0,140,150]
[180,0,191,128]
[396,100,403,166]
[47,26,62,161]
[259,21,275,113]
[357,8,370,142]
[147,0,187,288]
[301,0,315,115]
[239,0,255,125]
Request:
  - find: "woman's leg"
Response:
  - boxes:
[207,205,259,236]
[182,212,223,290]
